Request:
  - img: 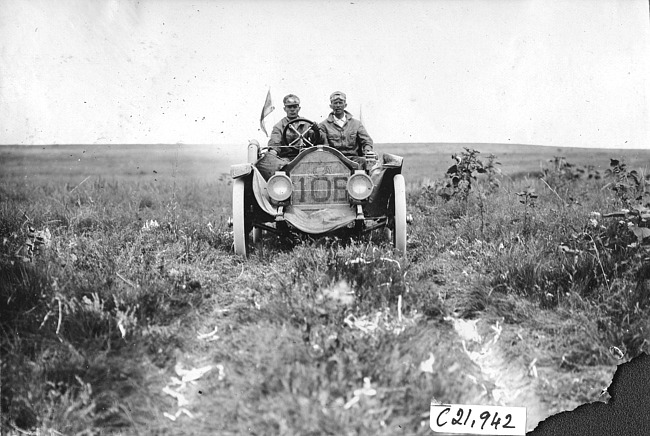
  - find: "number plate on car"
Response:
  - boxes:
[291,174,348,205]
[290,154,351,206]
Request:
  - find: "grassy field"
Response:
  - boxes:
[1,142,650,435]
[378,142,650,185]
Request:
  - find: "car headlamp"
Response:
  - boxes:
[267,173,293,202]
[347,172,373,201]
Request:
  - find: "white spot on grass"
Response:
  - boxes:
[320,280,355,306]
[344,377,377,409]
[419,353,436,373]
[445,317,481,343]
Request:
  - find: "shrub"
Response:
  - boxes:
[437,148,501,202]
[604,159,648,207]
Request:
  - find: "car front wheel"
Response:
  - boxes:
[393,174,407,254]
[232,178,248,257]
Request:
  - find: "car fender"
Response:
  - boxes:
[230,163,253,179]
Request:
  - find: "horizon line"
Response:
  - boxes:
[0,141,643,150]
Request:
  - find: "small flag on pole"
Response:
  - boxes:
[260,89,275,136]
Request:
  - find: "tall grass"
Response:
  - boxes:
[1,146,649,434]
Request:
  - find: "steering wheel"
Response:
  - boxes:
[281,118,321,151]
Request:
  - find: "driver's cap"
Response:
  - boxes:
[283,94,300,106]
[330,91,346,102]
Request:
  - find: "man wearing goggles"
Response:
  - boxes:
[318,91,375,167]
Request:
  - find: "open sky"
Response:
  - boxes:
[1,0,649,149]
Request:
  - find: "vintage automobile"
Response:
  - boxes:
[230,117,409,257]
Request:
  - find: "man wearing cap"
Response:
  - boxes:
[319,91,374,165]
[268,94,319,158]
[257,94,319,179]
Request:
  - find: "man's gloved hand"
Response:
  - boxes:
[309,123,321,144]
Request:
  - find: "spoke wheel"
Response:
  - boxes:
[232,178,248,257]
[393,174,407,254]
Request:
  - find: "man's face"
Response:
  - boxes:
[284,104,300,119]
[330,100,347,117]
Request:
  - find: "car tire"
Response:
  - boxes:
[393,174,407,254]
[232,178,248,257]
